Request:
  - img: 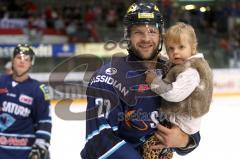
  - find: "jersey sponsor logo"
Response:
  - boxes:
[19,94,33,105]
[2,101,31,117]
[124,109,149,131]
[105,67,117,75]
[0,113,16,131]
[0,135,28,146]
[40,84,50,100]
[7,93,16,98]
[131,84,151,93]
[138,84,151,92]
[0,88,8,94]
[90,75,129,96]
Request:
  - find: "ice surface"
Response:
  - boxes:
[50,96,240,159]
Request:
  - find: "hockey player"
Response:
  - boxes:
[0,44,52,159]
[81,2,200,159]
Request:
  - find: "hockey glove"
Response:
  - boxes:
[28,138,50,159]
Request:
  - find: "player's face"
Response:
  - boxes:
[166,33,195,65]
[12,54,32,76]
[129,24,160,60]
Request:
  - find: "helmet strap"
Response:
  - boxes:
[158,38,163,52]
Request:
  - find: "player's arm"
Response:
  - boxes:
[152,123,200,155]
[175,131,200,155]
[28,84,52,159]
[81,79,142,159]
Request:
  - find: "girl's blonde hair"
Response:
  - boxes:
[164,22,198,53]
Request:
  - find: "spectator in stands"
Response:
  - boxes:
[4,61,13,75]
[83,6,99,42]
[106,8,118,28]
[54,14,65,32]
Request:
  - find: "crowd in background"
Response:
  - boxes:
[0,0,240,68]
[0,0,127,42]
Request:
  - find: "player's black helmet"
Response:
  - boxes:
[13,44,35,65]
[123,1,164,36]
[123,1,164,51]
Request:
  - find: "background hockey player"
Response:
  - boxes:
[0,44,52,159]
[81,1,200,159]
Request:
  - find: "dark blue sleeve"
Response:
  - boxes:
[33,83,52,141]
[174,131,201,155]
[81,74,142,159]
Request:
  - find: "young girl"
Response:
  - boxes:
[143,22,213,159]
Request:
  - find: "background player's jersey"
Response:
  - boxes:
[81,55,200,159]
[0,75,51,159]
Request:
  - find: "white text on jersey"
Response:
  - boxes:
[90,75,129,96]
[2,101,31,117]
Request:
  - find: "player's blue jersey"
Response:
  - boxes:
[81,54,200,159]
[0,75,51,159]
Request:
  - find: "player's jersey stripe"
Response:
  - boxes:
[86,124,111,141]
[0,145,32,150]
[98,140,126,159]
[36,130,51,137]
[39,120,52,124]
[0,132,35,138]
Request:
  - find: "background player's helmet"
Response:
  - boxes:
[123,1,164,51]
[13,44,35,65]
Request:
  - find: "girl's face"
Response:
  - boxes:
[166,33,196,65]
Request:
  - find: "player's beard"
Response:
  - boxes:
[129,42,159,61]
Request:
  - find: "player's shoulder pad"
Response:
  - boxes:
[89,62,112,81]
[98,62,113,74]
[39,84,50,101]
